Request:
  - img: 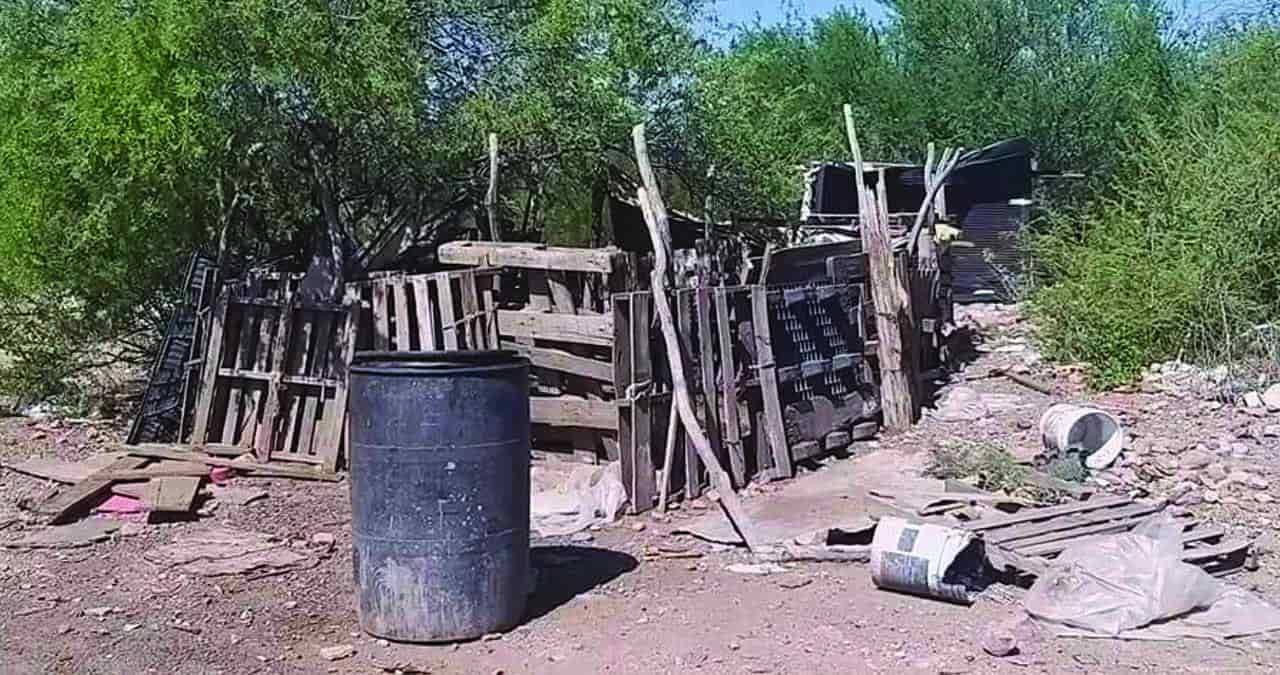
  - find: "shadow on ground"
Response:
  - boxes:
[526,545,638,620]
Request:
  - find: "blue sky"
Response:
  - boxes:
[702,0,1246,40]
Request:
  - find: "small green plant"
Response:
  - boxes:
[926,439,1031,495]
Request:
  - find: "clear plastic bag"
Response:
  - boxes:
[1023,515,1280,640]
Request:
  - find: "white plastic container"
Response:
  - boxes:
[1039,403,1125,470]
[870,517,983,604]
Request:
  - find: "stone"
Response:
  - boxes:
[1231,442,1251,458]
[1248,475,1271,491]
[1179,450,1214,471]
[1244,391,1265,409]
[630,522,646,532]
[1264,384,1280,411]
[1175,489,1203,507]
[1205,463,1229,483]
[320,645,355,661]
[1203,490,1220,503]
[1169,481,1199,503]
[310,532,336,547]
[83,607,115,619]
[1256,493,1275,505]
[1264,425,1280,438]
[569,532,593,543]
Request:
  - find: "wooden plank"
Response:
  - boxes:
[412,277,437,350]
[221,305,254,444]
[191,292,230,444]
[315,295,357,472]
[629,293,656,513]
[496,309,612,347]
[122,444,340,481]
[438,275,459,349]
[716,288,746,487]
[371,281,390,351]
[33,456,150,524]
[294,312,328,457]
[963,495,1134,532]
[1007,516,1215,554]
[695,287,724,479]
[438,241,623,274]
[987,501,1165,545]
[1,454,125,484]
[391,280,411,351]
[677,289,701,499]
[501,341,612,382]
[256,296,296,461]
[459,270,481,348]
[526,270,552,312]
[547,270,577,315]
[1018,524,1230,559]
[1181,539,1250,563]
[480,275,499,348]
[530,396,616,429]
[247,306,276,449]
[143,477,202,513]
[751,285,792,479]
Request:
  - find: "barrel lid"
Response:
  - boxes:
[351,350,524,371]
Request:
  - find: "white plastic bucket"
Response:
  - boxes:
[1039,403,1125,470]
[870,517,984,604]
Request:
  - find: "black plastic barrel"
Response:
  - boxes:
[348,350,530,642]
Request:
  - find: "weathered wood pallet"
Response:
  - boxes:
[961,497,1251,576]
[347,269,499,352]
[190,289,358,473]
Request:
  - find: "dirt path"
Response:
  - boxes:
[3,303,1279,674]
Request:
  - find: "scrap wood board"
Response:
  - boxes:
[961,496,1250,576]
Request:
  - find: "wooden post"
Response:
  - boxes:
[844,104,914,431]
[486,132,501,242]
[633,123,760,551]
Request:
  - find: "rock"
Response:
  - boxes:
[1264,384,1280,411]
[123,623,141,632]
[1175,488,1203,507]
[1169,481,1199,503]
[1179,450,1214,471]
[320,645,355,661]
[630,522,646,532]
[1248,475,1271,491]
[83,607,115,619]
[1203,490,1220,503]
[1256,493,1275,505]
[310,532,336,547]
[569,532,593,543]
[1231,442,1251,458]
[1265,425,1280,438]
[1244,391,1265,409]
[1205,463,1229,483]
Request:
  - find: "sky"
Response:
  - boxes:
[702,0,1253,41]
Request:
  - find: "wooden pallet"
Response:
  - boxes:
[190,289,358,473]
[961,497,1251,576]
[347,269,499,351]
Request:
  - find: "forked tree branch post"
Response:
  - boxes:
[843,104,915,430]
[632,123,761,550]
[486,132,502,242]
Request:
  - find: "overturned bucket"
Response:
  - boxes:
[1039,403,1124,470]
[870,517,987,604]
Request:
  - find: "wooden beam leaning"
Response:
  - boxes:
[438,241,623,274]
[486,132,502,242]
[633,122,761,551]
[496,309,612,347]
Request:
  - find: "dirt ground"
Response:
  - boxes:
[3,304,1280,674]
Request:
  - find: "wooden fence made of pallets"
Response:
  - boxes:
[190,290,358,473]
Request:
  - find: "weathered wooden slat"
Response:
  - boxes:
[751,285,791,480]
[438,276,459,349]
[964,495,1133,532]
[715,288,746,487]
[613,294,637,509]
[677,289,701,499]
[547,270,577,315]
[459,270,481,348]
[256,296,296,461]
[121,444,339,481]
[438,241,623,273]
[371,281,390,351]
[496,309,612,347]
[502,341,612,382]
[1180,538,1250,563]
[530,396,616,429]
[217,369,338,388]
[392,280,411,351]
[412,277,437,350]
[1018,523,1229,559]
[988,501,1165,545]
[294,312,329,457]
[191,292,230,444]
[480,276,499,348]
[695,287,725,481]
[33,456,151,524]
[315,294,358,472]
[143,476,202,513]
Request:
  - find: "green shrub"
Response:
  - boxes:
[1030,29,1280,388]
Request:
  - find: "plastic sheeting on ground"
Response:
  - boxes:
[530,461,627,537]
[1023,515,1280,640]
